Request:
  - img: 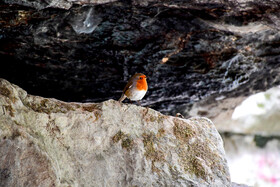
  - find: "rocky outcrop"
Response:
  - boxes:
[0,79,230,187]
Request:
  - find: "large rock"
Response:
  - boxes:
[0,78,230,186]
[1,1,280,115]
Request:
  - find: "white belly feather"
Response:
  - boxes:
[127,90,147,101]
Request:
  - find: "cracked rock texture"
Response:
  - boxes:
[0,79,230,186]
[3,0,118,10]
[2,1,280,116]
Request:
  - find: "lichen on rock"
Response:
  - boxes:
[173,118,227,182]
[0,78,231,186]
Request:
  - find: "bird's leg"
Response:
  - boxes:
[137,100,141,106]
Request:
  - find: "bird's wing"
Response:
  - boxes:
[118,82,132,102]
[123,82,133,94]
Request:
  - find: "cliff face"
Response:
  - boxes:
[0,79,230,186]
[1,1,280,116]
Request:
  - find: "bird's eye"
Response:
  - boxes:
[140,77,143,80]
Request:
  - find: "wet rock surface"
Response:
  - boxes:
[1,1,280,116]
[0,78,231,186]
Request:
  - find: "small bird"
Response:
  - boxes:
[119,73,148,103]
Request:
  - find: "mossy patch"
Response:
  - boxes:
[112,131,125,143]
[156,128,165,138]
[82,104,102,122]
[148,115,157,122]
[157,115,166,124]
[112,130,134,151]
[121,138,133,150]
[173,118,224,181]
[142,132,165,173]
[82,104,101,112]
[0,87,16,103]
[0,87,11,97]
[173,119,196,142]
[24,98,75,114]
[144,112,166,125]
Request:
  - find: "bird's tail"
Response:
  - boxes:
[118,94,126,102]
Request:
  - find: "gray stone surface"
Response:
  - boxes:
[3,0,118,9]
[0,78,230,186]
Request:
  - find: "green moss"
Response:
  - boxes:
[173,118,224,181]
[142,132,165,173]
[121,138,133,150]
[112,131,125,143]
[112,130,134,151]
[157,115,166,124]
[25,99,75,114]
[173,118,196,142]
[149,116,157,122]
[142,133,156,159]
[144,111,166,124]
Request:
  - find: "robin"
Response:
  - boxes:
[119,73,148,103]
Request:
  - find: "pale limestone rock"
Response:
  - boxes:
[0,78,230,187]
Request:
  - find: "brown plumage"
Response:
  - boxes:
[119,73,148,102]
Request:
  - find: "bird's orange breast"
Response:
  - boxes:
[136,79,148,91]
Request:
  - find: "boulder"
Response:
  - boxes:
[0,78,230,186]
